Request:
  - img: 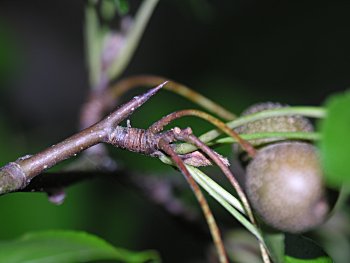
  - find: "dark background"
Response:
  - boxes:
[0,0,349,262]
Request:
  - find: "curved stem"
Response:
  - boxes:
[109,75,236,120]
[149,109,256,157]
[228,106,326,127]
[215,131,321,144]
[175,106,326,154]
[177,133,271,263]
[181,134,255,223]
[158,139,228,263]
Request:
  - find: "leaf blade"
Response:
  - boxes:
[0,230,159,263]
[318,90,350,187]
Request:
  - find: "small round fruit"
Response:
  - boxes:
[246,141,329,233]
[236,102,314,147]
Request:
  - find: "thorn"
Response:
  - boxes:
[103,81,167,128]
[144,81,168,99]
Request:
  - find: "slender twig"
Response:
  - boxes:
[171,129,255,224]
[158,138,229,263]
[171,128,271,263]
[105,124,231,262]
[109,75,236,120]
[175,106,326,154]
[149,109,256,157]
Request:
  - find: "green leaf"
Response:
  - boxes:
[0,230,160,263]
[284,234,332,263]
[158,155,265,244]
[284,256,332,263]
[318,90,350,187]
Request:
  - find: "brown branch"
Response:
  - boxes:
[78,75,235,167]
[0,84,165,195]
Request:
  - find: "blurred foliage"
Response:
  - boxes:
[318,90,350,188]
[0,230,159,263]
[0,24,19,93]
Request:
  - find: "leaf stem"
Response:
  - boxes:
[149,109,256,157]
[215,131,320,144]
[109,75,236,120]
[158,139,229,263]
[175,107,326,154]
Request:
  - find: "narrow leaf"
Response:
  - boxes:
[186,166,264,244]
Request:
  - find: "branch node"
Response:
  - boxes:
[0,162,27,194]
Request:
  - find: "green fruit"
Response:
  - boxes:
[236,102,314,147]
[246,142,329,233]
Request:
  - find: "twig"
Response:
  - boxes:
[170,128,271,263]
[149,109,256,157]
[0,84,165,195]
[171,129,254,223]
[175,106,326,154]
[158,138,229,263]
[109,75,236,120]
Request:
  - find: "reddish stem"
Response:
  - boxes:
[158,138,229,263]
[173,129,256,224]
[149,109,257,158]
[109,75,236,121]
